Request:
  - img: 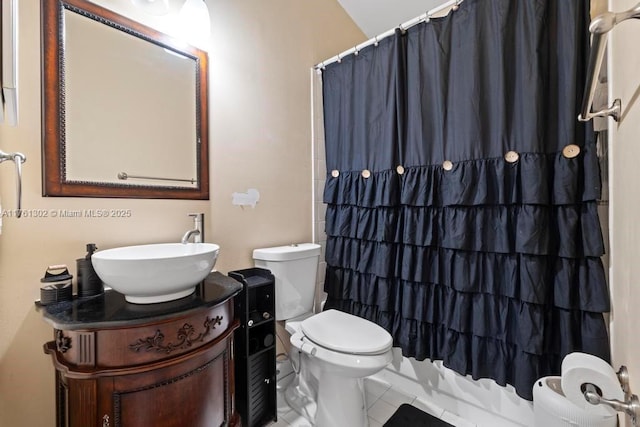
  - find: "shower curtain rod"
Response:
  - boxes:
[315,0,463,70]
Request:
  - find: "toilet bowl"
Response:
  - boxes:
[253,244,394,427]
[289,309,393,427]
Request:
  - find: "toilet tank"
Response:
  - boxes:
[253,243,321,321]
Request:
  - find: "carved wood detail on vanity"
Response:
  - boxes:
[78,332,96,365]
[129,315,223,354]
[48,301,232,372]
[55,329,71,353]
[54,329,96,366]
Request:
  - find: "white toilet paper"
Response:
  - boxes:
[561,352,624,417]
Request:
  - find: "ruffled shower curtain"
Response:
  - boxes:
[322,0,610,400]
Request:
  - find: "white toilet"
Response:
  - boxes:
[253,243,393,427]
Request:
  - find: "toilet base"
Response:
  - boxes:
[283,352,369,427]
[283,351,318,424]
[315,373,367,427]
[285,380,317,423]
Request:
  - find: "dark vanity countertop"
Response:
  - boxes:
[35,272,243,330]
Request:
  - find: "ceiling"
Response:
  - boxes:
[336,0,445,37]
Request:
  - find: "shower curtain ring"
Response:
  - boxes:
[374,36,379,47]
[354,47,359,56]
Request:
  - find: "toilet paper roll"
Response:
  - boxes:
[561,352,624,416]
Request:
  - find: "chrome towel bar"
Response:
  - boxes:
[117,172,195,184]
[579,3,640,122]
[0,150,26,218]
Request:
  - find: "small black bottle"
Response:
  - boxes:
[76,243,103,297]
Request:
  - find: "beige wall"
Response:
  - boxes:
[0,1,363,425]
[206,0,362,271]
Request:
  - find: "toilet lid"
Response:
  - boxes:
[301,310,393,355]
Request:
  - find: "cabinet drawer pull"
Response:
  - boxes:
[102,414,110,427]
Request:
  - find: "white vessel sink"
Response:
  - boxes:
[91,243,219,304]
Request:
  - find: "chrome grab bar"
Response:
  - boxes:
[579,2,640,122]
[0,150,26,218]
[117,172,195,184]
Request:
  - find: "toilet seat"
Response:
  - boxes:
[301,309,393,355]
[290,330,393,377]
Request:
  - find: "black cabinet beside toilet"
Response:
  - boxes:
[229,268,277,427]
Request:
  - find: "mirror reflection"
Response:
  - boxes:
[42,0,209,199]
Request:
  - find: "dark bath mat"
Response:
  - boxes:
[383,403,454,427]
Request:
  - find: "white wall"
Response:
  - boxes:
[608,1,640,426]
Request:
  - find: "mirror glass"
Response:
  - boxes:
[42,0,209,199]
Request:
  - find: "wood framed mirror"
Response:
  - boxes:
[41,0,209,199]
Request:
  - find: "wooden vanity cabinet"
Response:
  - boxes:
[39,274,242,427]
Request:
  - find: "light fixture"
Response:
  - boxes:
[131,0,170,16]
[177,0,211,49]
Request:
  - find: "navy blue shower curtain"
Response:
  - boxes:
[322,0,610,400]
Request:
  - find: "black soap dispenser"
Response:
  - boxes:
[76,243,103,297]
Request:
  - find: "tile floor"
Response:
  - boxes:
[269,375,477,427]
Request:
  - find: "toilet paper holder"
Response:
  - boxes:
[582,366,639,425]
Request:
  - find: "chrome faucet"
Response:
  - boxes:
[181,213,204,244]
